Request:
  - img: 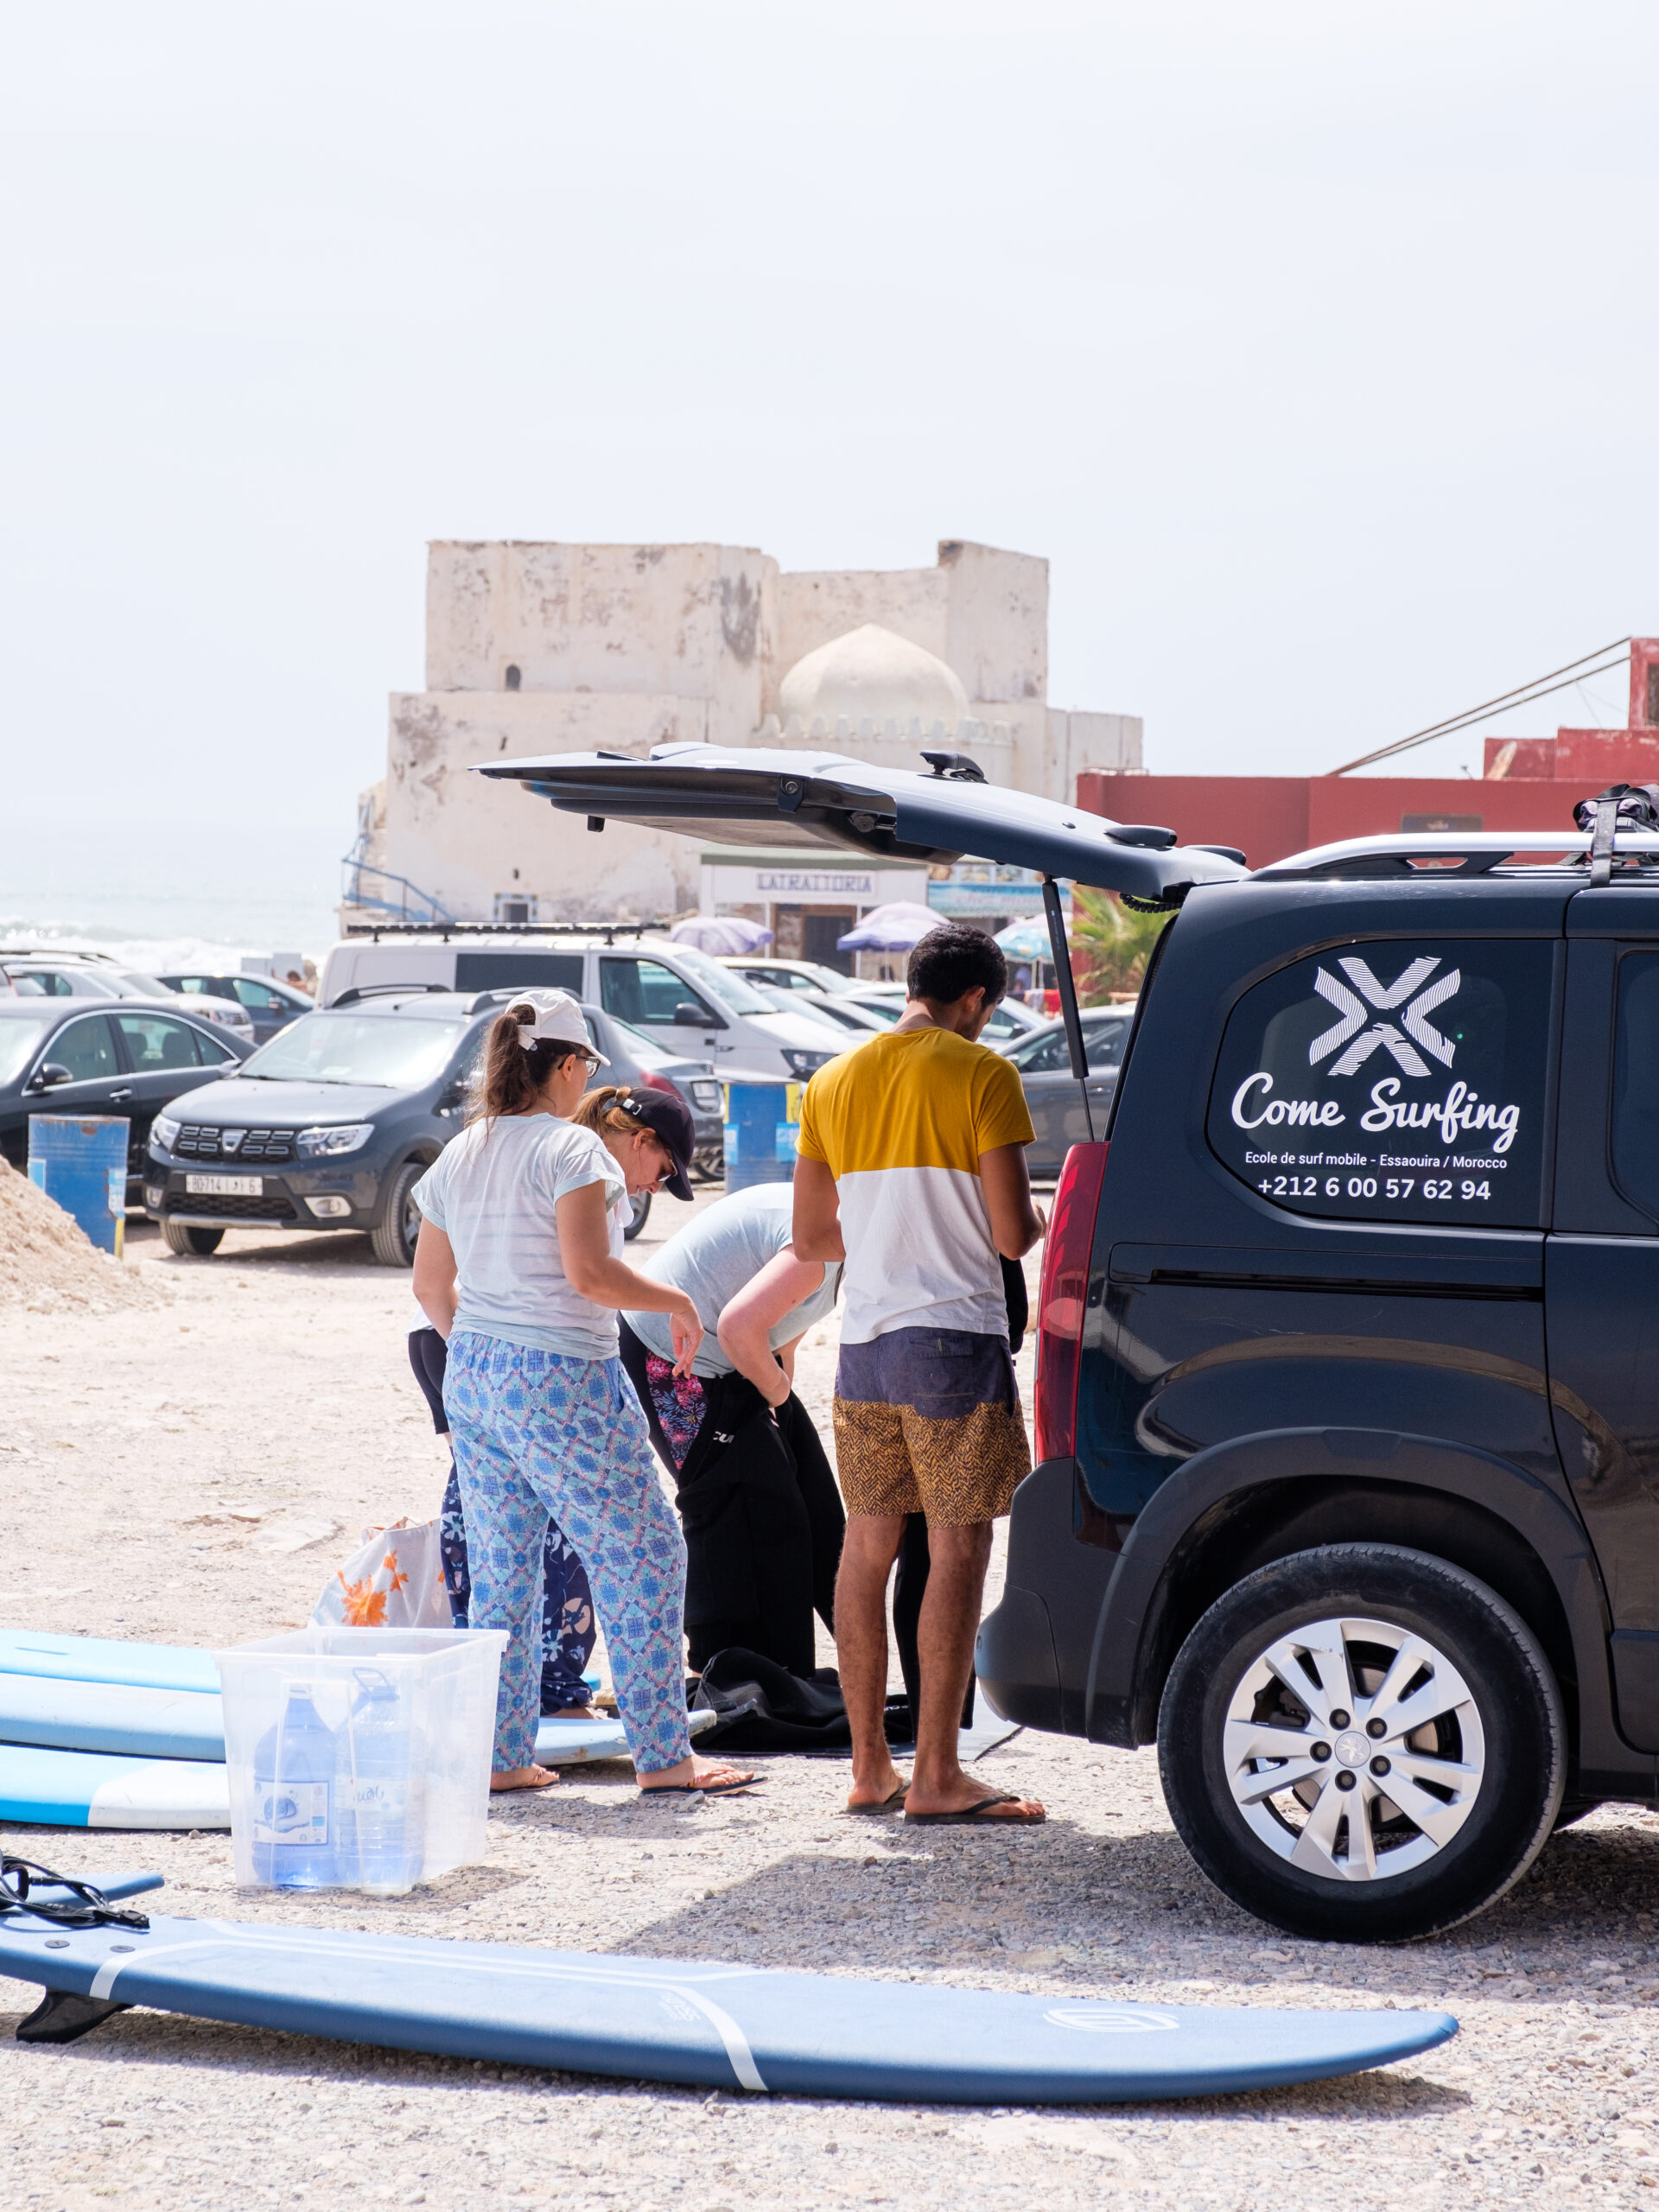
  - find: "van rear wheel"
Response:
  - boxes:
[1158,1543,1565,1942]
[161,1222,224,1256]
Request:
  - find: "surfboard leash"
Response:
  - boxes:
[0,1858,151,1932]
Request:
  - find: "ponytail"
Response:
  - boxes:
[468,1002,586,1125]
[569,1085,652,1144]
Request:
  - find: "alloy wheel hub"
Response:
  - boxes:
[1221,1614,1485,1884]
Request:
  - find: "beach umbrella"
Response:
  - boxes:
[836,901,944,953]
[669,916,773,954]
[994,917,1054,963]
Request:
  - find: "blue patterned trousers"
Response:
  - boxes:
[443,1332,693,1776]
[439,1465,596,1713]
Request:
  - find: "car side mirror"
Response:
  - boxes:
[435,1078,468,1112]
[28,1063,73,1092]
[671,1001,708,1027]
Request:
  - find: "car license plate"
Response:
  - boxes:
[185,1173,263,1197]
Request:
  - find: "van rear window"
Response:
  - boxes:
[454,953,582,994]
[1206,939,1554,1228]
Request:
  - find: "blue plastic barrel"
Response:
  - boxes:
[28,1115,130,1256]
[722,1078,802,1191]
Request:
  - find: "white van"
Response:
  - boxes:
[315,933,846,1081]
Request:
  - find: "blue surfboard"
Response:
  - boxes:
[0,1746,231,1829]
[0,1671,710,1770]
[0,1878,1457,2103]
[0,1630,219,1695]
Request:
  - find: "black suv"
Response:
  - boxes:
[490,739,1659,1942]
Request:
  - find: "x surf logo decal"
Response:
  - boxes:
[1308,957,1461,1080]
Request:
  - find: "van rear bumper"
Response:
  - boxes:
[976,1457,1118,1739]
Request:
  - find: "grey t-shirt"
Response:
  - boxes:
[625,1184,840,1379]
[412,1115,627,1362]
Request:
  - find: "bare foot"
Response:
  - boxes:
[639,1755,759,1795]
[491,1764,559,1791]
[903,1785,1046,1824]
[846,1767,909,1813]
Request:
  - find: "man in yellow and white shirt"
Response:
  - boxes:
[794,923,1048,1827]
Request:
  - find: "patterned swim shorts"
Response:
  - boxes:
[833,1328,1031,1525]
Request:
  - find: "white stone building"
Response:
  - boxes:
[347,537,1141,938]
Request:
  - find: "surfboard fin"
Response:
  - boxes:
[16,1989,130,2046]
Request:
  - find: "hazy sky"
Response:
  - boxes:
[5,0,1657,842]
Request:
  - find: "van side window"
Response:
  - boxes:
[601,958,713,1027]
[1205,938,1554,1228]
[1612,952,1659,1222]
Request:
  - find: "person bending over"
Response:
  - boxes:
[410,991,754,1798]
[792,925,1047,1826]
[619,1183,844,1676]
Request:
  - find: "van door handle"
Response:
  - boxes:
[109,1087,134,1102]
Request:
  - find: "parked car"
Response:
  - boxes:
[1,949,254,1044]
[838,982,1047,1046]
[143,990,718,1262]
[718,956,858,997]
[752,985,892,1037]
[0,998,252,1204]
[316,932,843,1082]
[995,1007,1135,1176]
[490,739,1659,1943]
[159,970,314,1046]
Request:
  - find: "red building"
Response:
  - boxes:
[1080,639,1659,870]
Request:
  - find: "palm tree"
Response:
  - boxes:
[1069,886,1171,1001]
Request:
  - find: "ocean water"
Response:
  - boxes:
[3,820,344,975]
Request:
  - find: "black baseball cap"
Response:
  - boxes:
[619,1087,696,1200]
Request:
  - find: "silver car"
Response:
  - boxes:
[999,1007,1136,1177]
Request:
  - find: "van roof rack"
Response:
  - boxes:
[341,920,672,943]
[0,945,122,962]
[1256,830,1659,880]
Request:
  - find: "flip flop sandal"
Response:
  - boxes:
[638,1774,760,1798]
[904,1792,1045,1827]
[845,1782,910,1815]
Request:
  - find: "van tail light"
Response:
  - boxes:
[1033,1141,1109,1465]
[638,1071,677,1095]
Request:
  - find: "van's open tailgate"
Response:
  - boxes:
[474,742,1247,904]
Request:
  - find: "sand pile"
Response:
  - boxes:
[0,1153,158,1312]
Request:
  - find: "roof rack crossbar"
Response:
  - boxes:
[342,919,674,941]
[1256,830,1659,880]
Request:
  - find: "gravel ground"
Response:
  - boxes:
[5,1204,1659,2209]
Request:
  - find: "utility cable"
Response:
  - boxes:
[1329,639,1631,776]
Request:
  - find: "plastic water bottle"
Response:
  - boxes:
[251,1682,338,1888]
[337,1668,425,1894]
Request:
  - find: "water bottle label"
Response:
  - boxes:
[347,1777,408,1816]
[252,1779,330,1845]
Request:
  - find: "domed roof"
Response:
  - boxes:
[779,624,968,734]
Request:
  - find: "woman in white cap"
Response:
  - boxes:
[411,992,755,1796]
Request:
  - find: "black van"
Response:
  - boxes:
[480,738,1659,1941]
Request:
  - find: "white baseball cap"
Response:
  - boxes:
[507,988,608,1065]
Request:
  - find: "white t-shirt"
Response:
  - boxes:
[411,1116,628,1363]
[625,1184,841,1379]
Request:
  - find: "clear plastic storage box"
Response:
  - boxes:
[215,1627,507,1896]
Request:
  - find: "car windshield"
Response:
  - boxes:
[108,969,173,997]
[845,995,902,1025]
[665,944,775,1016]
[0,1014,55,1086]
[1008,1014,1131,1074]
[240,1011,467,1088]
[596,1011,679,1068]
